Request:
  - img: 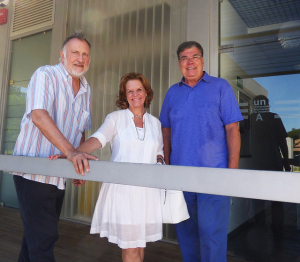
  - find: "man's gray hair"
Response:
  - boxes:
[61,30,91,51]
[60,30,91,62]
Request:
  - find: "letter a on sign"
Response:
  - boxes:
[256,114,263,121]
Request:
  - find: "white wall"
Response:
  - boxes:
[187,0,219,77]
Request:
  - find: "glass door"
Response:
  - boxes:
[220,1,300,261]
[1,30,52,207]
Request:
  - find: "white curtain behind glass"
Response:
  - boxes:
[61,0,187,232]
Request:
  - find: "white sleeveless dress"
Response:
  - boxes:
[90,109,163,249]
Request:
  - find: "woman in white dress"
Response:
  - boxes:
[73,72,164,262]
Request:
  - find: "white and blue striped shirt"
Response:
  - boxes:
[13,63,92,189]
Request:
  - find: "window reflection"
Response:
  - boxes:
[220,0,300,260]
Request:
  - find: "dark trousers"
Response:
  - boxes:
[175,192,230,262]
[14,176,65,262]
[271,201,284,234]
[255,200,284,234]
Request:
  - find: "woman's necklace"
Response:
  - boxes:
[133,117,146,141]
[133,109,145,119]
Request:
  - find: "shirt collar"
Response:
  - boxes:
[179,71,211,88]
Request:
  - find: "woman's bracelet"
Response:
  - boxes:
[157,157,166,165]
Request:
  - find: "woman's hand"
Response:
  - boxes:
[48,154,66,160]
[73,179,86,186]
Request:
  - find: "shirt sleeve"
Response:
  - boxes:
[219,79,243,125]
[90,113,117,148]
[25,67,55,119]
[159,89,171,128]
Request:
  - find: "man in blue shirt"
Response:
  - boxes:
[160,41,243,262]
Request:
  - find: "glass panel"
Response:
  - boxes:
[0,31,52,208]
[62,0,187,242]
[220,0,300,260]
[228,197,300,261]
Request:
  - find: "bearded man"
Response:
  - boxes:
[13,30,98,262]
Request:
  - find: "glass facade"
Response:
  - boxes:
[220,0,300,260]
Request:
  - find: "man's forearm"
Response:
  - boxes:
[225,122,241,169]
[32,109,75,157]
[162,127,171,165]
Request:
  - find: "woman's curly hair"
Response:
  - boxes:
[116,72,154,109]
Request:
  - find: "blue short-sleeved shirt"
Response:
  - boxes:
[159,72,243,168]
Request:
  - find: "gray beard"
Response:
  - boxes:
[63,59,89,77]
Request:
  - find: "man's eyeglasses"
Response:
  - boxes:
[179,54,202,63]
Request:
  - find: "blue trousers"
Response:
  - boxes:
[14,176,65,262]
[174,192,230,262]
